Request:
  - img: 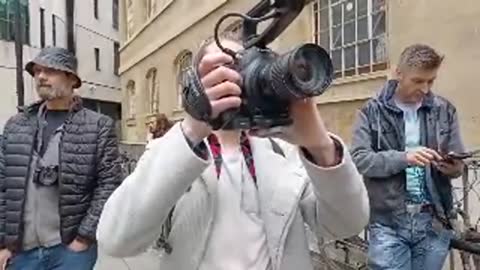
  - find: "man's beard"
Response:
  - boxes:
[36,85,70,100]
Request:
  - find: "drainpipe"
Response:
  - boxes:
[14,0,24,108]
[65,0,75,55]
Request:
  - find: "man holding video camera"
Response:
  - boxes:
[351,44,465,270]
[96,29,369,269]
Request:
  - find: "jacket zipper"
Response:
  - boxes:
[17,118,39,251]
[58,129,65,241]
[58,116,72,242]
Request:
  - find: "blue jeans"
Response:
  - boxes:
[7,244,97,270]
[368,211,452,270]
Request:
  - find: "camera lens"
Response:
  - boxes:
[268,43,333,100]
[292,56,313,82]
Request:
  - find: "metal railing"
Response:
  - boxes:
[313,157,480,270]
[118,151,138,177]
[450,159,480,269]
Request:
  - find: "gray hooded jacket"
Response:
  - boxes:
[350,80,465,226]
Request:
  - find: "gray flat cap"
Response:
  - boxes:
[25,47,82,88]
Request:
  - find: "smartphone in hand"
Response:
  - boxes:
[443,152,472,163]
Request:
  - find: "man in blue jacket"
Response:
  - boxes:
[351,44,465,270]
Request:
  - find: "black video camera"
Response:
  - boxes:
[182,0,334,130]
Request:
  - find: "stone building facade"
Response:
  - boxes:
[118,0,479,151]
[119,1,480,268]
[0,0,122,132]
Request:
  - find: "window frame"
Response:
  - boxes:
[174,51,193,110]
[112,0,119,30]
[52,14,56,46]
[126,80,136,119]
[22,0,30,44]
[94,47,101,71]
[94,0,99,19]
[126,0,134,38]
[113,41,120,76]
[313,0,387,79]
[146,0,157,19]
[40,7,45,48]
[146,68,159,114]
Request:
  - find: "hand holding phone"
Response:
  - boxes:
[434,151,467,177]
[406,147,443,167]
[445,152,472,161]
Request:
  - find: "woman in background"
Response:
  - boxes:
[147,113,174,142]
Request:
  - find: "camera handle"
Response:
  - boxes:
[208,0,310,129]
[213,0,308,58]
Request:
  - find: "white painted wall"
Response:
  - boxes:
[74,0,121,103]
[30,0,68,49]
[0,0,120,132]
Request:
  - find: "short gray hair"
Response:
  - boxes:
[398,44,444,70]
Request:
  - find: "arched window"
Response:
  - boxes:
[126,80,136,118]
[174,50,192,109]
[146,68,159,114]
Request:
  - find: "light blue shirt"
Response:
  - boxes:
[395,100,429,204]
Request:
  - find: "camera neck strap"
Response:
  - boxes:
[207,132,257,185]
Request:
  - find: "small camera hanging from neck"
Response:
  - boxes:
[182,0,334,130]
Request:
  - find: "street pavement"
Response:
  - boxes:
[95,248,161,270]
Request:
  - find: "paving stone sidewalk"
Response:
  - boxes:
[94,249,161,270]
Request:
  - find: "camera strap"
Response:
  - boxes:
[207,133,257,184]
[182,66,231,130]
[182,67,216,123]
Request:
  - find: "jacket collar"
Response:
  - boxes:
[199,137,307,269]
[18,95,84,115]
[376,79,436,113]
[245,137,307,269]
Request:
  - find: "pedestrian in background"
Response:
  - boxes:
[146,113,174,142]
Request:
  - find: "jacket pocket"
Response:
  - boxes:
[366,174,405,213]
[371,120,400,152]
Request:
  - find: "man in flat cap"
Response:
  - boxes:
[0,47,122,270]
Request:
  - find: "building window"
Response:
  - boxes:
[127,80,136,119]
[52,15,56,46]
[112,0,119,29]
[146,0,157,18]
[113,42,120,76]
[94,0,99,19]
[313,0,387,79]
[40,8,45,48]
[94,48,101,71]
[146,68,159,114]
[126,0,134,38]
[23,1,30,45]
[174,51,192,109]
[0,0,30,44]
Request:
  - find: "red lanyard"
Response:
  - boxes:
[207,133,257,184]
